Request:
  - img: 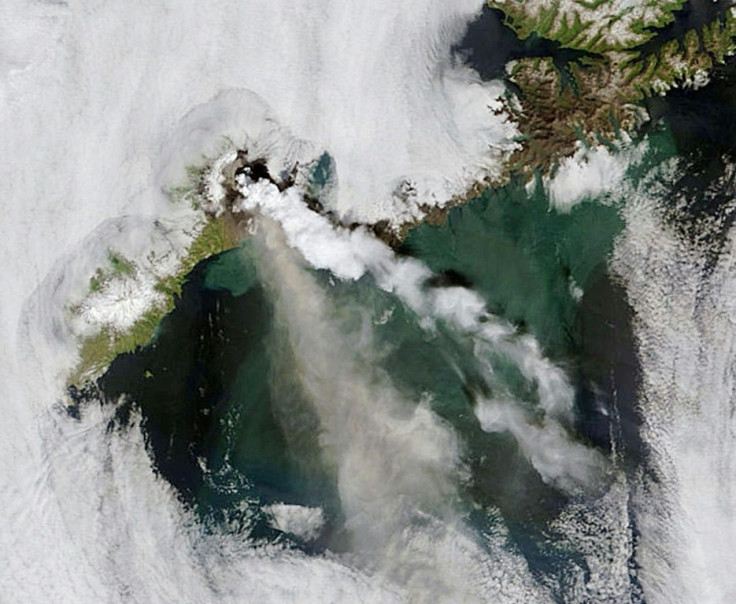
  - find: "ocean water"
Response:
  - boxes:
[75,57,736,597]
[99,243,341,547]
[86,141,651,600]
[454,6,598,87]
[6,1,736,602]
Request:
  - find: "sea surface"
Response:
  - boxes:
[73,5,736,601]
[91,134,666,599]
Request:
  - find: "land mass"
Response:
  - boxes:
[67,0,736,389]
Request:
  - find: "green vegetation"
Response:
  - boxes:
[488,0,736,173]
[72,308,169,383]
[108,250,135,277]
[86,250,136,295]
[491,0,687,52]
[154,217,239,299]
[89,269,104,293]
[70,215,241,385]
[163,163,209,209]
[70,151,244,387]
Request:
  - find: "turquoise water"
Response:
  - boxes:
[98,166,643,574]
[402,177,624,358]
[101,243,340,545]
[65,23,736,600]
[85,129,713,604]
[92,124,695,598]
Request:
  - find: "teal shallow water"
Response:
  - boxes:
[96,171,644,583]
[101,243,341,545]
[402,176,623,359]
[90,120,700,600]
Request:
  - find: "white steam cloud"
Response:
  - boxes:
[235,167,607,494]
[1,1,516,599]
[253,212,571,601]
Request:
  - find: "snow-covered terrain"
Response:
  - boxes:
[5,0,736,602]
[0,1,518,601]
[489,0,688,48]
